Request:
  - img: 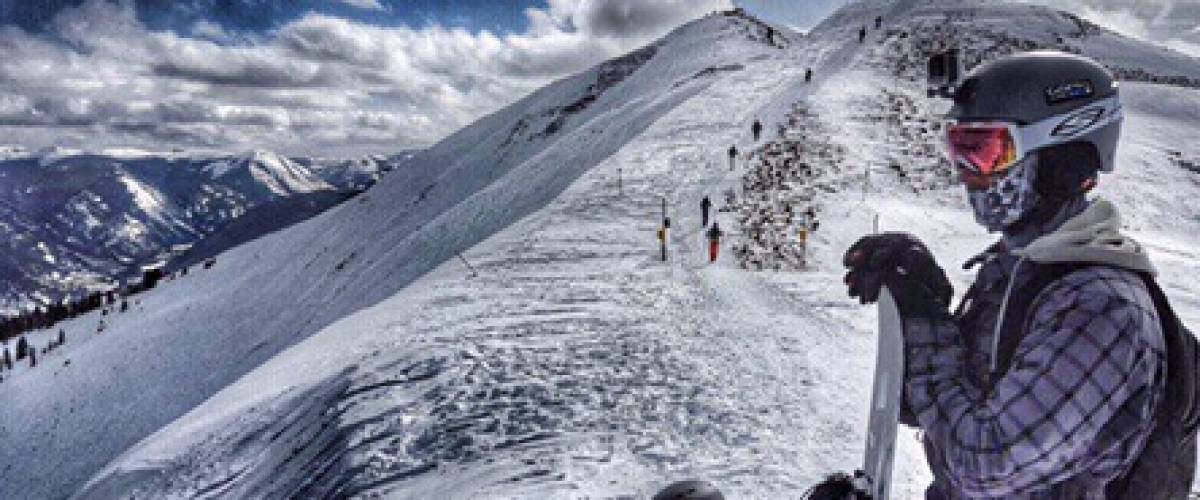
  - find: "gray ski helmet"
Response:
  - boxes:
[949,50,1123,174]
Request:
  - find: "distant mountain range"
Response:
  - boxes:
[0,147,414,312]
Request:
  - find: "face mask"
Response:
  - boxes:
[966,153,1041,233]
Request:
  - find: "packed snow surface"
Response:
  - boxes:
[5,1,1200,498]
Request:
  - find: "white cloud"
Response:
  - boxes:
[1078,5,1151,39]
[0,0,730,157]
[190,20,234,44]
[339,0,387,11]
[1165,38,1200,57]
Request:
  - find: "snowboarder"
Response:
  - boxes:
[752,119,763,141]
[858,26,866,43]
[842,51,1199,498]
[701,196,712,228]
[658,217,671,262]
[797,226,809,266]
[805,68,813,83]
[727,144,738,170]
[706,222,723,263]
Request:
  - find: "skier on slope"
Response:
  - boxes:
[707,222,723,263]
[728,144,738,170]
[842,51,1200,498]
[752,119,763,142]
[659,217,672,262]
[701,195,712,228]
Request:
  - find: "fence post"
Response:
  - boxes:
[457,253,479,278]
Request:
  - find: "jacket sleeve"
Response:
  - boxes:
[903,268,1165,496]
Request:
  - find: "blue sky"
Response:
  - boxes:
[0,1,845,36]
[0,0,537,35]
[0,1,1195,157]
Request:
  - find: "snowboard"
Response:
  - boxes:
[861,286,904,499]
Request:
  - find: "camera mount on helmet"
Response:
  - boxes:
[926,49,963,99]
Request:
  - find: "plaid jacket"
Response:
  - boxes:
[904,254,1166,499]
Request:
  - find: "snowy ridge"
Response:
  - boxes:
[241,150,331,195]
[1,11,785,500]
[818,0,1200,86]
[69,2,1200,499]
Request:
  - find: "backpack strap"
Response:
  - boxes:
[990,262,1086,381]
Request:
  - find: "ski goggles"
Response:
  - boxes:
[944,95,1122,189]
[945,121,1022,189]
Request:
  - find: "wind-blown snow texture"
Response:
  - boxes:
[0,149,401,311]
[8,1,1200,498]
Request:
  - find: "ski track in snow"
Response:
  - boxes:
[59,2,1200,499]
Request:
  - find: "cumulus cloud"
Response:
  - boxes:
[0,0,730,157]
[339,0,387,11]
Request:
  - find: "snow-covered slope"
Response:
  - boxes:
[63,2,1200,499]
[0,150,395,312]
[0,11,787,500]
[298,151,414,192]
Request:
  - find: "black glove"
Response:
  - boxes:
[843,232,952,316]
[803,471,870,500]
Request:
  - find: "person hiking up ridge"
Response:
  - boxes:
[701,196,712,228]
[657,217,671,262]
[727,144,738,171]
[706,222,723,263]
[752,119,763,142]
[842,51,1200,499]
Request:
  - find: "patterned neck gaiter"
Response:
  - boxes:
[967,154,1041,233]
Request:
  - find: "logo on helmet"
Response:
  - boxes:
[1052,106,1106,137]
[1045,80,1094,105]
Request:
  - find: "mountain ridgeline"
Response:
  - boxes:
[0,149,412,313]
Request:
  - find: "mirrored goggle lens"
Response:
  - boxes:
[946,124,1018,177]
